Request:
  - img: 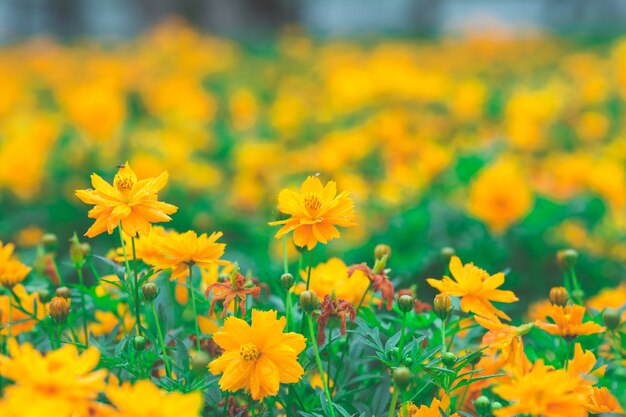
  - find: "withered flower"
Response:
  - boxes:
[205,272,260,318]
[347,263,394,310]
[315,294,356,345]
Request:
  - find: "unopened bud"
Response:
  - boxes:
[56,286,71,299]
[38,289,52,304]
[434,293,453,320]
[474,396,491,415]
[41,233,58,253]
[403,357,414,367]
[142,282,158,302]
[49,296,71,324]
[490,402,503,412]
[465,348,482,366]
[372,255,388,275]
[557,249,578,269]
[549,286,568,306]
[392,367,411,390]
[69,233,85,268]
[397,295,414,314]
[603,308,621,331]
[191,351,211,376]
[374,244,391,260]
[442,352,457,368]
[80,242,92,258]
[299,290,319,314]
[440,247,455,262]
[133,336,146,351]
[280,273,294,290]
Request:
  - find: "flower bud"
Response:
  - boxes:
[133,336,146,351]
[142,282,158,302]
[397,295,414,314]
[434,293,453,320]
[280,273,294,290]
[403,357,414,367]
[80,242,92,258]
[490,402,503,412]
[56,286,71,299]
[191,351,211,376]
[465,348,482,366]
[49,296,71,324]
[392,367,411,390]
[474,396,491,415]
[374,244,391,260]
[38,289,52,304]
[602,308,621,331]
[299,290,319,314]
[69,233,85,268]
[549,286,568,306]
[557,249,578,269]
[41,233,58,253]
[440,246,455,262]
[571,289,585,303]
[442,352,457,368]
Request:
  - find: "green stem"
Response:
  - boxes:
[151,302,172,378]
[283,236,292,331]
[131,237,142,336]
[283,236,289,274]
[7,301,12,339]
[398,312,407,360]
[305,250,313,291]
[307,315,337,417]
[326,324,334,388]
[457,364,474,412]
[441,318,447,354]
[387,386,399,417]
[117,225,132,284]
[189,264,201,351]
[76,267,89,347]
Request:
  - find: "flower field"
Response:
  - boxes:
[0,20,625,416]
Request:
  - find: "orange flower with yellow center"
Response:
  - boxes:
[149,230,228,280]
[0,242,31,288]
[269,176,356,250]
[208,309,306,400]
[534,304,606,340]
[427,256,518,321]
[493,361,588,417]
[75,162,177,238]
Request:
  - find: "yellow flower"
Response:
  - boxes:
[0,242,31,288]
[402,395,459,417]
[269,176,357,250]
[427,256,518,321]
[209,309,306,400]
[535,304,606,340]
[106,380,203,417]
[294,257,370,305]
[585,386,624,415]
[0,339,107,416]
[75,162,178,238]
[493,361,587,417]
[0,284,45,335]
[468,159,533,234]
[149,230,228,280]
[90,304,139,340]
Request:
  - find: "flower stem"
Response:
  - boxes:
[151,302,172,378]
[398,312,407,360]
[441,318,447,354]
[326,324,334,388]
[130,237,142,336]
[305,250,313,291]
[307,315,337,417]
[283,236,292,331]
[188,264,201,351]
[387,386,399,417]
[76,267,89,346]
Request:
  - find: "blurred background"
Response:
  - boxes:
[1,0,626,316]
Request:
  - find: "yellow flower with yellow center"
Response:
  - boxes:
[106,380,203,417]
[75,162,178,238]
[534,304,606,340]
[269,176,357,250]
[209,309,306,400]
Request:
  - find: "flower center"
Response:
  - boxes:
[113,164,137,191]
[239,343,260,361]
[304,193,322,212]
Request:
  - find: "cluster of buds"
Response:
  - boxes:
[313,293,357,345]
[474,395,502,416]
[205,265,261,318]
[49,296,71,324]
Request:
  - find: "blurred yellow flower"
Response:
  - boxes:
[0,242,31,288]
[535,304,605,339]
[106,380,203,417]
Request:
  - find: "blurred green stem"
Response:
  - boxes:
[387,385,399,417]
[307,315,337,417]
[76,267,89,346]
[131,237,142,336]
[305,250,313,291]
[150,301,172,378]
[188,264,201,351]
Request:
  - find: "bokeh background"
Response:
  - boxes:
[2,0,626,317]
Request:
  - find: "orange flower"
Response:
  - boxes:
[0,242,31,288]
[535,304,605,340]
[149,230,228,280]
[585,386,624,414]
[268,176,356,250]
[427,256,518,320]
[402,395,459,417]
[75,162,177,238]
[493,361,588,417]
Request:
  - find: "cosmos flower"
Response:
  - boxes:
[427,256,518,321]
[493,360,588,417]
[106,380,203,417]
[269,176,356,250]
[0,242,31,288]
[75,162,178,238]
[209,309,306,400]
[402,395,459,417]
[0,284,45,336]
[534,304,606,340]
[585,386,624,414]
